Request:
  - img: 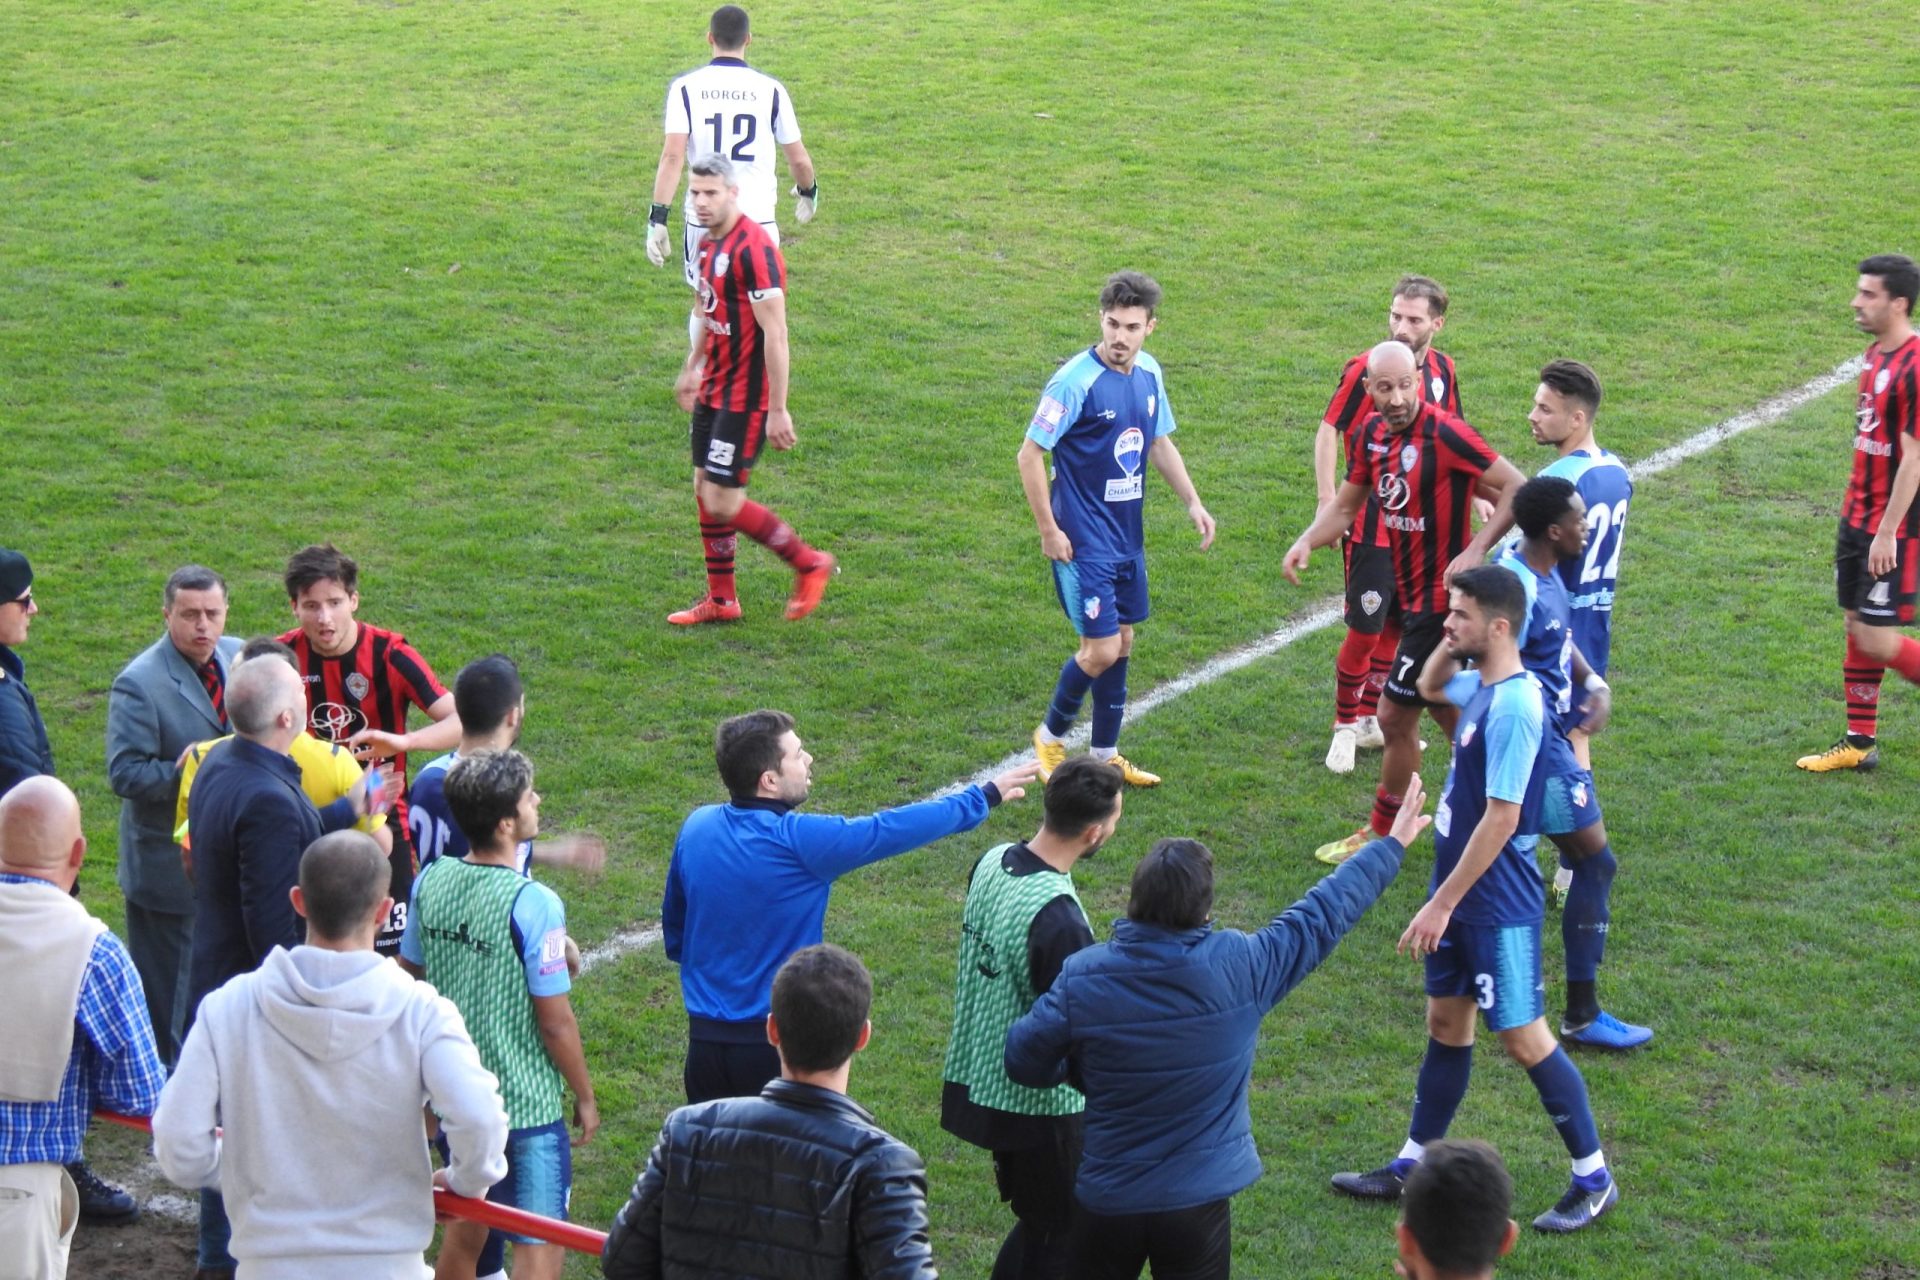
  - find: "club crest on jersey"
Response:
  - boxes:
[344,672,370,701]
[1431,375,1445,401]
[1148,394,1157,418]
[1458,719,1477,748]
[1361,590,1383,616]
[714,251,730,278]
[1083,596,1101,621]
[1399,443,1419,473]
[1876,368,1892,394]
[1114,427,1144,475]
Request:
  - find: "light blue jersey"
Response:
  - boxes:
[1494,551,1584,759]
[1434,670,1546,926]
[1027,348,1176,563]
[1539,448,1632,676]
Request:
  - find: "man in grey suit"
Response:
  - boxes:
[106,566,241,1069]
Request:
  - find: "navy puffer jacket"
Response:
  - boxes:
[1005,837,1404,1214]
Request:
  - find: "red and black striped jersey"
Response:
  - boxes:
[696,215,788,414]
[276,622,448,831]
[1345,403,1499,615]
[1842,335,1920,537]
[1323,347,1462,547]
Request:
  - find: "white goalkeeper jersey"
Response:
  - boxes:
[665,56,801,226]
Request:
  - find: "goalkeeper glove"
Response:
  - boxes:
[792,183,818,225]
[646,202,671,267]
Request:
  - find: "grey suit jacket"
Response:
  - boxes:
[107,633,244,914]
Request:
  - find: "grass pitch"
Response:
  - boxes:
[5,1,1918,1275]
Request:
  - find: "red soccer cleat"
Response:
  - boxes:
[785,555,838,621]
[667,597,743,626]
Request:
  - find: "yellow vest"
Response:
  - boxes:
[175,732,381,845]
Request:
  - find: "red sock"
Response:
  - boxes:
[1335,630,1373,726]
[1845,636,1886,737]
[731,499,820,568]
[1370,786,1403,838]
[1359,620,1401,717]
[697,500,737,603]
[1890,635,1920,685]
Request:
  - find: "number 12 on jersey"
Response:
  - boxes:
[704,112,757,161]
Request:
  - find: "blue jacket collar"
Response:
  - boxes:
[730,796,795,816]
[1110,917,1213,946]
[227,734,305,785]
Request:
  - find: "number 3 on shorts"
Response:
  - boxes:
[1474,973,1495,1010]
[707,439,736,467]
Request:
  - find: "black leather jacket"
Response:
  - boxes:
[602,1079,938,1279]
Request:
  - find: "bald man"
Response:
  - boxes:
[0,777,167,1279]
[1286,340,1526,864]
[183,655,377,1276]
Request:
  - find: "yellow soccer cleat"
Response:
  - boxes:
[1794,736,1879,773]
[1313,826,1373,865]
[1032,729,1068,782]
[1106,754,1161,788]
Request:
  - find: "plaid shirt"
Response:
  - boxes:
[0,875,168,1166]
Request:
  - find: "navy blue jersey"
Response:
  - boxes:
[1539,448,1632,676]
[1433,671,1546,926]
[1027,347,1177,562]
[408,751,534,876]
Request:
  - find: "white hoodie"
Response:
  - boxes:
[154,946,509,1280]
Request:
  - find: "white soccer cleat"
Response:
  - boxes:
[1325,725,1358,774]
[1354,715,1386,750]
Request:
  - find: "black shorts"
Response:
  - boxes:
[374,813,414,958]
[1835,521,1918,626]
[992,1115,1083,1234]
[1342,541,1397,634]
[1383,610,1448,706]
[689,403,766,488]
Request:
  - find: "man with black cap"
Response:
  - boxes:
[0,547,54,797]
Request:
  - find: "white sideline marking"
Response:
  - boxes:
[575,357,1862,973]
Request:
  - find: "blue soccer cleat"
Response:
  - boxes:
[1533,1173,1619,1232]
[1563,1009,1653,1050]
[1330,1158,1414,1200]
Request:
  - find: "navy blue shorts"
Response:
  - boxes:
[1425,920,1545,1033]
[492,1119,572,1244]
[1539,767,1603,836]
[1051,555,1148,640]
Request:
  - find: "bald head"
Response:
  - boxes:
[1368,339,1417,380]
[0,775,86,885]
[228,654,306,741]
[295,831,392,944]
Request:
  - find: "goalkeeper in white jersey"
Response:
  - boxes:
[647,5,819,354]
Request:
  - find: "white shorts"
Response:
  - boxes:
[682,220,781,288]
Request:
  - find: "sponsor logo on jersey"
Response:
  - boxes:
[1098,408,1117,420]
[344,672,370,701]
[1114,426,1144,475]
[1083,596,1101,621]
[538,927,568,974]
[1377,473,1412,511]
[1036,396,1067,427]
[1384,514,1428,532]
[1855,435,1894,457]
[1361,590,1383,616]
[311,701,363,740]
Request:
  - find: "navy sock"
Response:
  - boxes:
[1409,1039,1473,1145]
[1526,1046,1602,1161]
[1090,657,1128,752]
[1043,658,1095,738]
[1563,843,1616,985]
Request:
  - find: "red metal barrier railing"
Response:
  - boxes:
[95,1110,608,1257]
